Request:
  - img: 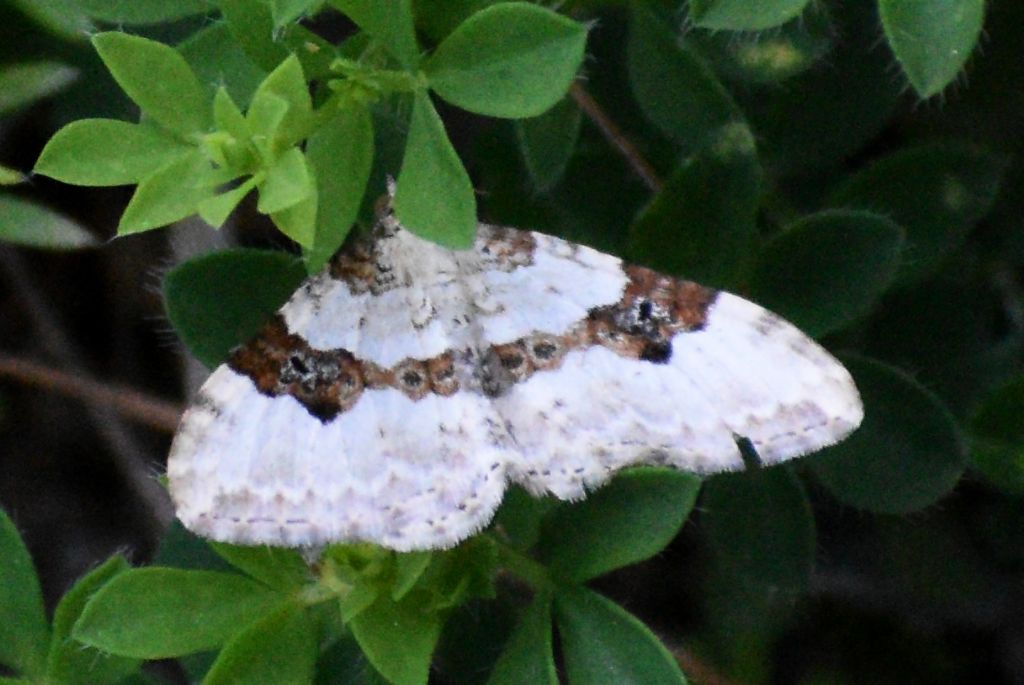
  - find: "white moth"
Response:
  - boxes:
[168,210,862,551]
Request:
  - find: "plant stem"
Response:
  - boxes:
[570,82,663,192]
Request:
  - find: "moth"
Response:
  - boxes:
[168,208,862,550]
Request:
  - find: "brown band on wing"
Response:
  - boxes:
[478,268,717,396]
[475,225,537,272]
[325,225,537,297]
[229,269,717,421]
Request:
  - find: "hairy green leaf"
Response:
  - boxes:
[537,469,701,582]
[73,569,282,658]
[209,544,311,591]
[163,249,307,368]
[486,595,556,685]
[810,356,966,513]
[628,1,741,152]
[555,587,685,685]
[0,509,49,677]
[690,0,812,30]
[424,2,588,118]
[350,592,443,685]
[702,467,814,629]
[828,142,1006,284]
[879,0,985,97]
[46,555,140,685]
[747,210,904,337]
[204,603,317,685]
[629,123,760,288]
[686,2,834,84]
[740,1,900,171]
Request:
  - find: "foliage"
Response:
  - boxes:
[1,0,1022,683]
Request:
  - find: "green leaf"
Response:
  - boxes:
[270,0,320,26]
[554,586,685,685]
[153,521,234,572]
[249,55,313,151]
[209,544,312,591]
[0,61,77,115]
[486,595,556,685]
[690,0,812,30]
[198,178,258,228]
[77,0,209,24]
[415,0,500,43]
[492,486,557,551]
[417,537,499,610]
[828,142,1006,284]
[213,88,251,141]
[271,182,318,248]
[879,0,985,98]
[258,147,313,214]
[628,123,760,288]
[92,32,211,137]
[0,196,97,250]
[349,592,443,685]
[305,103,374,272]
[0,509,49,677]
[118,150,217,234]
[73,569,282,658]
[163,248,307,367]
[393,552,433,601]
[395,91,476,249]
[339,579,381,623]
[970,375,1024,495]
[701,467,814,627]
[747,210,904,337]
[628,1,741,152]
[6,0,92,39]
[515,95,581,192]
[217,0,291,72]
[424,2,588,118]
[0,165,22,186]
[204,602,317,685]
[537,469,701,583]
[179,24,267,108]
[328,0,420,68]
[810,356,966,513]
[245,93,290,151]
[35,119,192,187]
[686,2,834,84]
[46,555,140,685]
[740,2,900,171]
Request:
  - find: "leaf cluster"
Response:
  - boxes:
[32,1,588,270]
[1,472,701,684]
